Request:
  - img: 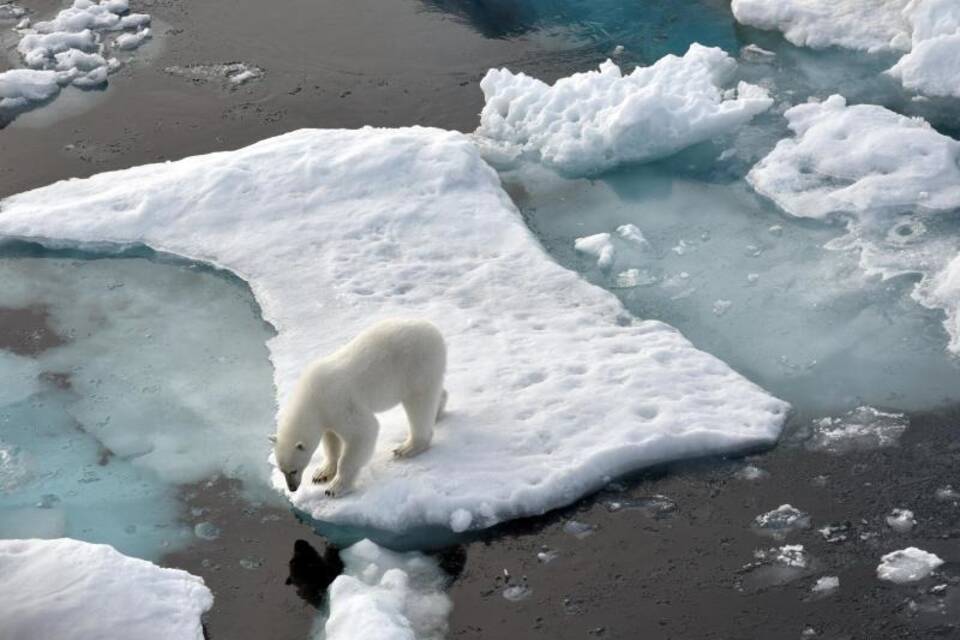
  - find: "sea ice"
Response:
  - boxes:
[752,504,811,538]
[0,538,212,640]
[0,127,788,536]
[877,547,944,583]
[886,508,916,533]
[475,44,772,176]
[319,539,451,640]
[0,0,152,119]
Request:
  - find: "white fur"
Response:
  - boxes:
[273,319,447,497]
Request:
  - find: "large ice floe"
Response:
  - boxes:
[0,0,151,118]
[474,44,772,176]
[0,538,212,640]
[731,0,960,98]
[318,539,451,640]
[747,94,960,354]
[0,127,789,537]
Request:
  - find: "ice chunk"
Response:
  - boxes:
[0,68,62,111]
[731,0,912,53]
[877,547,944,583]
[0,127,788,535]
[320,539,451,640]
[752,504,811,538]
[114,27,150,51]
[563,520,597,539]
[0,538,212,640]
[738,544,811,592]
[812,575,840,594]
[735,464,769,480]
[475,44,772,176]
[574,233,615,269]
[887,0,960,97]
[805,406,908,454]
[886,508,916,532]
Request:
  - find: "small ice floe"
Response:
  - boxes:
[114,27,150,50]
[885,508,916,533]
[811,575,839,596]
[805,406,908,454]
[737,544,812,592]
[322,539,452,640]
[604,494,677,519]
[746,273,760,285]
[536,548,558,564]
[193,521,221,541]
[752,504,811,539]
[0,538,212,640]
[502,581,532,602]
[574,233,615,269]
[613,268,657,289]
[563,520,597,539]
[239,557,263,570]
[818,523,849,544]
[877,547,944,584]
[163,62,265,88]
[740,43,776,60]
[735,464,769,481]
[936,485,960,502]
[0,440,31,492]
[712,299,733,317]
[616,223,648,247]
[475,44,772,176]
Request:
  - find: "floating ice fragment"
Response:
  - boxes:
[475,44,772,176]
[193,521,221,541]
[616,224,648,247]
[936,485,960,501]
[163,62,265,87]
[0,538,212,640]
[753,504,811,538]
[536,549,558,563]
[712,299,733,317]
[805,406,908,454]
[818,523,849,544]
[114,27,150,51]
[614,268,656,289]
[604,494,677,518]
[321,539,451,640]
[502,583,532,602]
[812,575,839,594]
[886,508,916,533]
[239,557,263,570]
[735,464,768,480]
[563,520,596,539]
[574,233,615,269]
[877,547,943,583]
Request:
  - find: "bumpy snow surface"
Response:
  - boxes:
[320,539,451,640]
[475,44,772,176]
[877,547,944,583]
[731,0,960,98]
[0,127,788,534]
[747,95,960,353]
[0,0,151,114]
[0,538,212,640]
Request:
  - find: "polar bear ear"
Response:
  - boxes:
[267,434,278,444]
[295,441,305,451]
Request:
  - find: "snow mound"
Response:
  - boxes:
[320,539,451,640]
[0,0,151,117]
[888,0,960,98]
[0,538,212,640]
[731,0,912,53]
[474,44,772,176]
[748,95,960,353]
[877,547,944,583]
[0,127,788,534]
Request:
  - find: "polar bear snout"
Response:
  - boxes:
[284,470,301,492]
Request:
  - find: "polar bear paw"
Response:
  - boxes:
[323,478,353,498]
[312,463,337,485]
[393,440,428,458]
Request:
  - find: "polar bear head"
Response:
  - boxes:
[271,433,317,492]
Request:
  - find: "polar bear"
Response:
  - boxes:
[271,318,447,497]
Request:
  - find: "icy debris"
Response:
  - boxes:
[738,544,812,591]
[604,494,677,518]
[936,485,960,501]
[239,557,262,570]
[731,0,912,53]
[616,224,648,247]
[0,538,212,640]
[0,127,789,534]
[574,233,615,269]
[614,268,657,288]
[0,0,152,114]
[502,582,532,602]
[475,44,772,176]
[563,520,597,539]
[193,521,221,541]
[818,523,850,544]
[767,544,808,568]
[163,62,265,87]
[0,440,30,493]
[536,548,558,563]
[740,43,775,60]
[812,576,840,594]
[877,547,944,583]
[321,539,451,640]
[712,299,733,317]
[753,504,811,538]
[805,406,908,454]
[735,464,769,480]
[886,508,916,533]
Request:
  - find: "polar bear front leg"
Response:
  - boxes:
[312,431,341,485]
[325,412,379,498]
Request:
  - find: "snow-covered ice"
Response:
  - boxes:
[877,547,944,583]
[0,538,212,640]
[319,539,451,640]
[0,127,788,536]
[752,504,811,538]
[475,44,772,176]
[0,0,151,118]
[748,95,960,354]
[886,508,917,533]
[889,0,960,98]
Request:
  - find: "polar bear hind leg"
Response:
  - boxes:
[436,389,448,421]
[395,386,444,458]
[312,431,342,485]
